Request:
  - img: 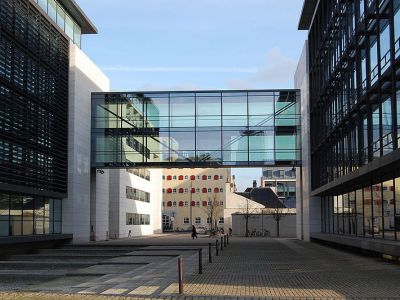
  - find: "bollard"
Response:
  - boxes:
[216,239,219,256]
[227,233,229,245]
[208,243,212,263]
[198,248,202,274]
[178,257,183,294]
[224,235,227,248]
[220,236,223,250]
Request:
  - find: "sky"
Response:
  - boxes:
[77,0,307,191]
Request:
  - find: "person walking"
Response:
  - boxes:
[191,225,198,239]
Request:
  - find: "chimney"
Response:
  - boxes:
[252,180,257,188]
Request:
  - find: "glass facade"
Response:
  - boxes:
[0,193,62,236]
[33,0,82,47]
[307,1,400,244]
[309,1,400,190]
[0,0,69,194]
[321,173,400,241]
[91,90,301,168]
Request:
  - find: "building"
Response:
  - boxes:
[298,0,400,253]
[162,168,264,232]
[0,0,162,242]
[162,169,229,231]
[108,168,162,239]
[260,167,296,208]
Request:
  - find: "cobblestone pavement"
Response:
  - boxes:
[0,237,399,299]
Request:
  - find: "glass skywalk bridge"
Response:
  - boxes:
[91,90,301,168]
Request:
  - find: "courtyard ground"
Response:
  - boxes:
[0,234,399,299]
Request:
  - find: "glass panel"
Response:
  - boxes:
[379,20,390,73]
[56,4,65,31]
[52,199,62,222]
[146,96,169,128]
[47,0,57,22]
[169,131,195,162]
[372,183,383,238]
[22,196,34,235]
[222,93,247,126]
[395,177,400,240]
[275,133,296,161]
[73,23,81,48]
[38,0,48,12]
[349,191,356,235]
[65,15,74,40]
[364,186,373,237]
[44,198,50,234]
[382,98,393,155]
[222,130,248,163]
[196,130,221,162]
[249,130,274,162]
[34,197,45,235]
[9,195,22,236]
[372,105,380,159]
[369,36,378,84]
[394,3,400,56]
[382,179,395,240]
[196,95,221,127]
[0,194,9,236]
[170,95,195,127]
[356,188,364,236]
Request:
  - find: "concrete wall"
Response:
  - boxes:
[232,214,297,237]
[294,41,321,241]
[63,44,110,243]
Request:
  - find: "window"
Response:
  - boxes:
[184,175,188,179]
[190,175,195,180]
[162,188,165,193]
[179,188,184,194]
[214,175,219,180]
[183,217,189,224]
[197,176,200,179]
[214,187,219,193]
[126,213,150,225]
[179,201,184,207]
[202,188,207,193]
[173,189,177,194]
[208,201,212,206]
[218,217,224,224]
[265,170,273,178]
[162,175,165,180]
[167,188,172,194]
[162,202,165,207]
[219,175,224,179]
[220,201,224,206]
[184,201,188,207]
[173,175,177,180]
[172,201,177,207]
[195,217,201,224]
[167,201,172,207]
[126,187,150,203]
[167,175,172,180]
[278,170,284,178]
[184,188,188,193]
[178,175,183,180]
[207,217,212,224]
[196,201,200,207]
[208,175,211,179]
[220,188,224,192]
[196,188,200,193]
[56,4,65,30]
[208,188,211,193]
[202,175,207,180]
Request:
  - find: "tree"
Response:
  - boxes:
[236,197,262,237]
[202,194,223,235]
[267,202,289,237]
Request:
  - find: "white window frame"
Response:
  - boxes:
[183,217,189,224]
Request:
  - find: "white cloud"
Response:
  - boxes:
[101,66,258,73]
[227,47,297,89]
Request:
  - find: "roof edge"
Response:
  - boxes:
[298,0,318,30]
[59,0,97,34]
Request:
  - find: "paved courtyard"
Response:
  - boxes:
[0,235,399,299]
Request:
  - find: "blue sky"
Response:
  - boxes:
[77,0,307,191]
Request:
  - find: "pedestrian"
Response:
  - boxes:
[191,225,198,239]
[229,227,232,236]
[128,230,131,237]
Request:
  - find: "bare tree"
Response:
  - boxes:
[265,203,289,237]
[202,194,223,235]
[236,197,262,237]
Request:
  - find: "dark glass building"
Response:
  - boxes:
[0,0,96,237]
[299,0,400,242]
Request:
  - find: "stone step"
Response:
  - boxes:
[0,261,94,270]
[35,248,132,255]
[1,254,117,261]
